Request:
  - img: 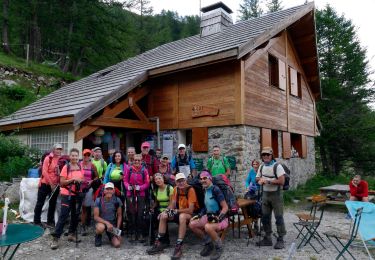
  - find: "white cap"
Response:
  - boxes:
[105,182,114,189]
[178,144,186,149]
[175,172,186,181]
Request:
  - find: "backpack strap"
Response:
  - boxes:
[259,165,264,177]
[273,163,279,179]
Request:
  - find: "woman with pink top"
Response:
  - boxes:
[123,154,150,243]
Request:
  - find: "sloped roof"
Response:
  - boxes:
[0,2,318,128]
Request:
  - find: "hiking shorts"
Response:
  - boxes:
[83,188,94,207]
[189,215,228,231]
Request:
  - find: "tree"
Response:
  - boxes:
[316,5,375,175]
[1,0,11,53]
[238,0,263,21]
[266,0,283,13]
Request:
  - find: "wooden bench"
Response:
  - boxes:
[306,195,374,206]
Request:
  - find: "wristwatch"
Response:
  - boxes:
[267,180,272,185]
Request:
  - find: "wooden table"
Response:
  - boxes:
[318,184,374,205]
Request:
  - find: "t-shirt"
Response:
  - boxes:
[205,185,225,214]
[207,157,230,176]
[92,159,107,179]
[256,162,285,192]
[154,185,174,212]
[349,180,368,198]
[60,164,84,196]
[172,186,199,211]
[94,196,123,224]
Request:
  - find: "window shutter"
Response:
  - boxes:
[192,127,208,152]
[301,135,307,158]
[282,132,291,159]
[289,67,298,96]
[261,128,272,149]
[278,60,286,90]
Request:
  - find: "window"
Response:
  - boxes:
[261,128,279,158]
[290,133,307,158]
[269,54,279,88]
[289,67,302,98]
[29,130,68,153]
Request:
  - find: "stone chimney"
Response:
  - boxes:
[200,2,233,37]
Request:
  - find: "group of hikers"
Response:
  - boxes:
[34,142,289,260]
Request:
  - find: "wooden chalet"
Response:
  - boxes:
[0,2,321,192]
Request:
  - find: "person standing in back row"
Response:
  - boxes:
[256,147,286,249]
[171,144,196,177]
[206,146,230,177]
[92,147,107,180]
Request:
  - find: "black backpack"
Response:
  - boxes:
[212,175,239,215]
[186,176,205,210]
[259,162,290,190]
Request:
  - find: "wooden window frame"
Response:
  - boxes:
[290,133,307,158]
[261,128,279,158]
[268,54,279,88]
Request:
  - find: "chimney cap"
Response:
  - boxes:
[201,1,233,14]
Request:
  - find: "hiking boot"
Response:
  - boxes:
[46,222,55,229]
[138,234,146,243]
[81,225,88,236]
[67,233,81,243]
[50,237,59,250]
[129,233,137,243]
[171,243,183,260]
[95,234,102,247]
[256,237,273,246]
[274,237,285,249]
[200,242,214,257]
[146,240,165,255]
[210,244,223,260]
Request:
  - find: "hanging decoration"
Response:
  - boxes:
[93,136,102,145]
[94,128,105,137]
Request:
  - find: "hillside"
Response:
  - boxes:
[0,52,79,118]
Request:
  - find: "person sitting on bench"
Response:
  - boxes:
[349,175,369,202]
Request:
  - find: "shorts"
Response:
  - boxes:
[189,215,228,231]
[83,188,94,207]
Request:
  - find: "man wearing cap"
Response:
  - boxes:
[147,173,199,259]
[94,182,122,248]
[189,171,228,259]
[171,144,196,177]
[256,146,286,249]
[156,154,174,186]
[34,143,63,228]
[92,147,107,179]
[141,142,157,178]
[126,146,136,166]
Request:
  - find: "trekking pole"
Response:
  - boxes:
[42,185,60,211]
[75,181,82,248]
[148,185,153,246]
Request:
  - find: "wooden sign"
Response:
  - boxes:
[192,105,219,118]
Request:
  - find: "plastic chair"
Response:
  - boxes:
[293,194,327,253]
[324,207,363,260]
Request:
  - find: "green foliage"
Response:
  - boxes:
[315,6,375,176]
[266,0,283,13]
[0,134,39,181]
[238,0,263,21]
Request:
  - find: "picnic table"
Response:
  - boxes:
[315,184,375,205]
[0,223,44,260]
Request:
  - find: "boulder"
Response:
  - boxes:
[5,182,21,204]
[2,79,17,87]
[0,183,9,198]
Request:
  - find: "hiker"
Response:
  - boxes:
[206,145,231,177]
[103,151,127,192]
[91,147,107,179]
[51,148,84,249]
[171,144,196,177]
[147,173,199,259]
[123,154,150,243]
[189,171,228,260]
[126,146,136,166]
[349,175,369,202]
[155,148,162,160]
[93,182,122,248]
[141,142,157,179]
[245,159,261,190]
[149,173,174,244]
[256,147,286,249]
[34,143,63,228]
[80,149,99,236]
[107,149,116,165]
[157,154,175,186]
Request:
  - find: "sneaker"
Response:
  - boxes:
[210,244,223,260]
[274,238,285,249]
[67,233,81,243]
[200,242,214,257]
[50,237,59,250]
[81,225,88,236]
[95,234,102,247]
[146,240,165,255]
[45,222,55,229]
[255,237,273,246]
[171,243,183,260]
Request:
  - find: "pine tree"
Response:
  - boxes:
[238,0,263,21]
[266,0,282,13]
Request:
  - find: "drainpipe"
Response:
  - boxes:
[149,117,160,148]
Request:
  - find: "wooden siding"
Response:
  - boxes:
[244,31,316,136]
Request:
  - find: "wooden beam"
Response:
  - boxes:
[244,36,280,71]
[0,116,74,132]
[130,102,149,122]
[75,125,98,143]
[301,56,317,65]
[90,118,155,131]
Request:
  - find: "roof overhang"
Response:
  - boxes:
[0,116,74,132]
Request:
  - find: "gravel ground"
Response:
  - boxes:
[5,206,374,260]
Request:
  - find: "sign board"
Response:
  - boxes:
[192,105,219,118]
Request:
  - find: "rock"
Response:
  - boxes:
[4,71,9,75]
[0,183,9,198]
[2,79,17,87]
[4,182,20,204]
[37,76,45,82]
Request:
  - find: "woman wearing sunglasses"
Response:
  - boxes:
[189,171,228,260]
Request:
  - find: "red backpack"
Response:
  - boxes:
[93,184,121,201]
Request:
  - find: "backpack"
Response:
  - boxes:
[128,165,146,183]
[38,151,52,177]
[57,155,70,175]
[212,175,239,215]
[175,154,192,172]
[154,184,172,203]
[93,184,121,201]
[186,176,205,210]
[259,162,290,190]
[207,156,229,172]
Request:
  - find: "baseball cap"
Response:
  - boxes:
[178,144,186,149]
[141,142,151,148]
[105,182,114,189]
[83,149,92,156]
[261,146,273,155]
[175,172,186,181]
[92,147,101,152]
[162,154,170,159]
[53,143,63,149]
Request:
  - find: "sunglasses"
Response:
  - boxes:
[134,159,141,161]
[200,177,209,181]
[261,153,271,156]
[105,188,114,190]
[176,179,186,183]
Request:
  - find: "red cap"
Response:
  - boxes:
[83,149,92,156]
[141,142,151,148]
